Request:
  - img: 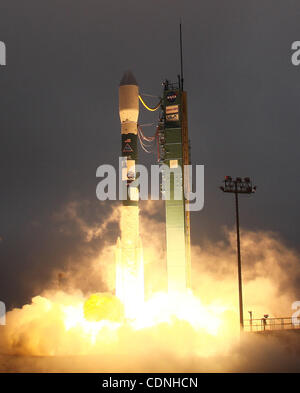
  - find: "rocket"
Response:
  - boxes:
[115,71,144,317]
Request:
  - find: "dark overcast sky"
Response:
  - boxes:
[0,0,300,308]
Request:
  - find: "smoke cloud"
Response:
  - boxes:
[0,201,300,372]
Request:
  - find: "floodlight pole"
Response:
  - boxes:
[234,184,244,332]
[220,177,256,333]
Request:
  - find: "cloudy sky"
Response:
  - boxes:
[0,0,300,308]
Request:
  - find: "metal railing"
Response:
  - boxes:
[244,317,300,332]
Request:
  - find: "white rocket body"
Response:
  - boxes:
[116,71,144,318]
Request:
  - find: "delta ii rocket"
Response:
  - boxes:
[115,71,144,317]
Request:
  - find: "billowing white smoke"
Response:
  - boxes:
[0,201,299,372]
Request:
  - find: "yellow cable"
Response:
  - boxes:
[138,95,161,112]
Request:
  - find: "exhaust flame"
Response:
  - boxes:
[0,289,230,359]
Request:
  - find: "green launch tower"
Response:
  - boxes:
[158,80,191,292]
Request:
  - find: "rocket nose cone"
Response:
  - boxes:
[120,70,138,86]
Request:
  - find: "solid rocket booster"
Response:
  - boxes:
[116,71,144,316]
